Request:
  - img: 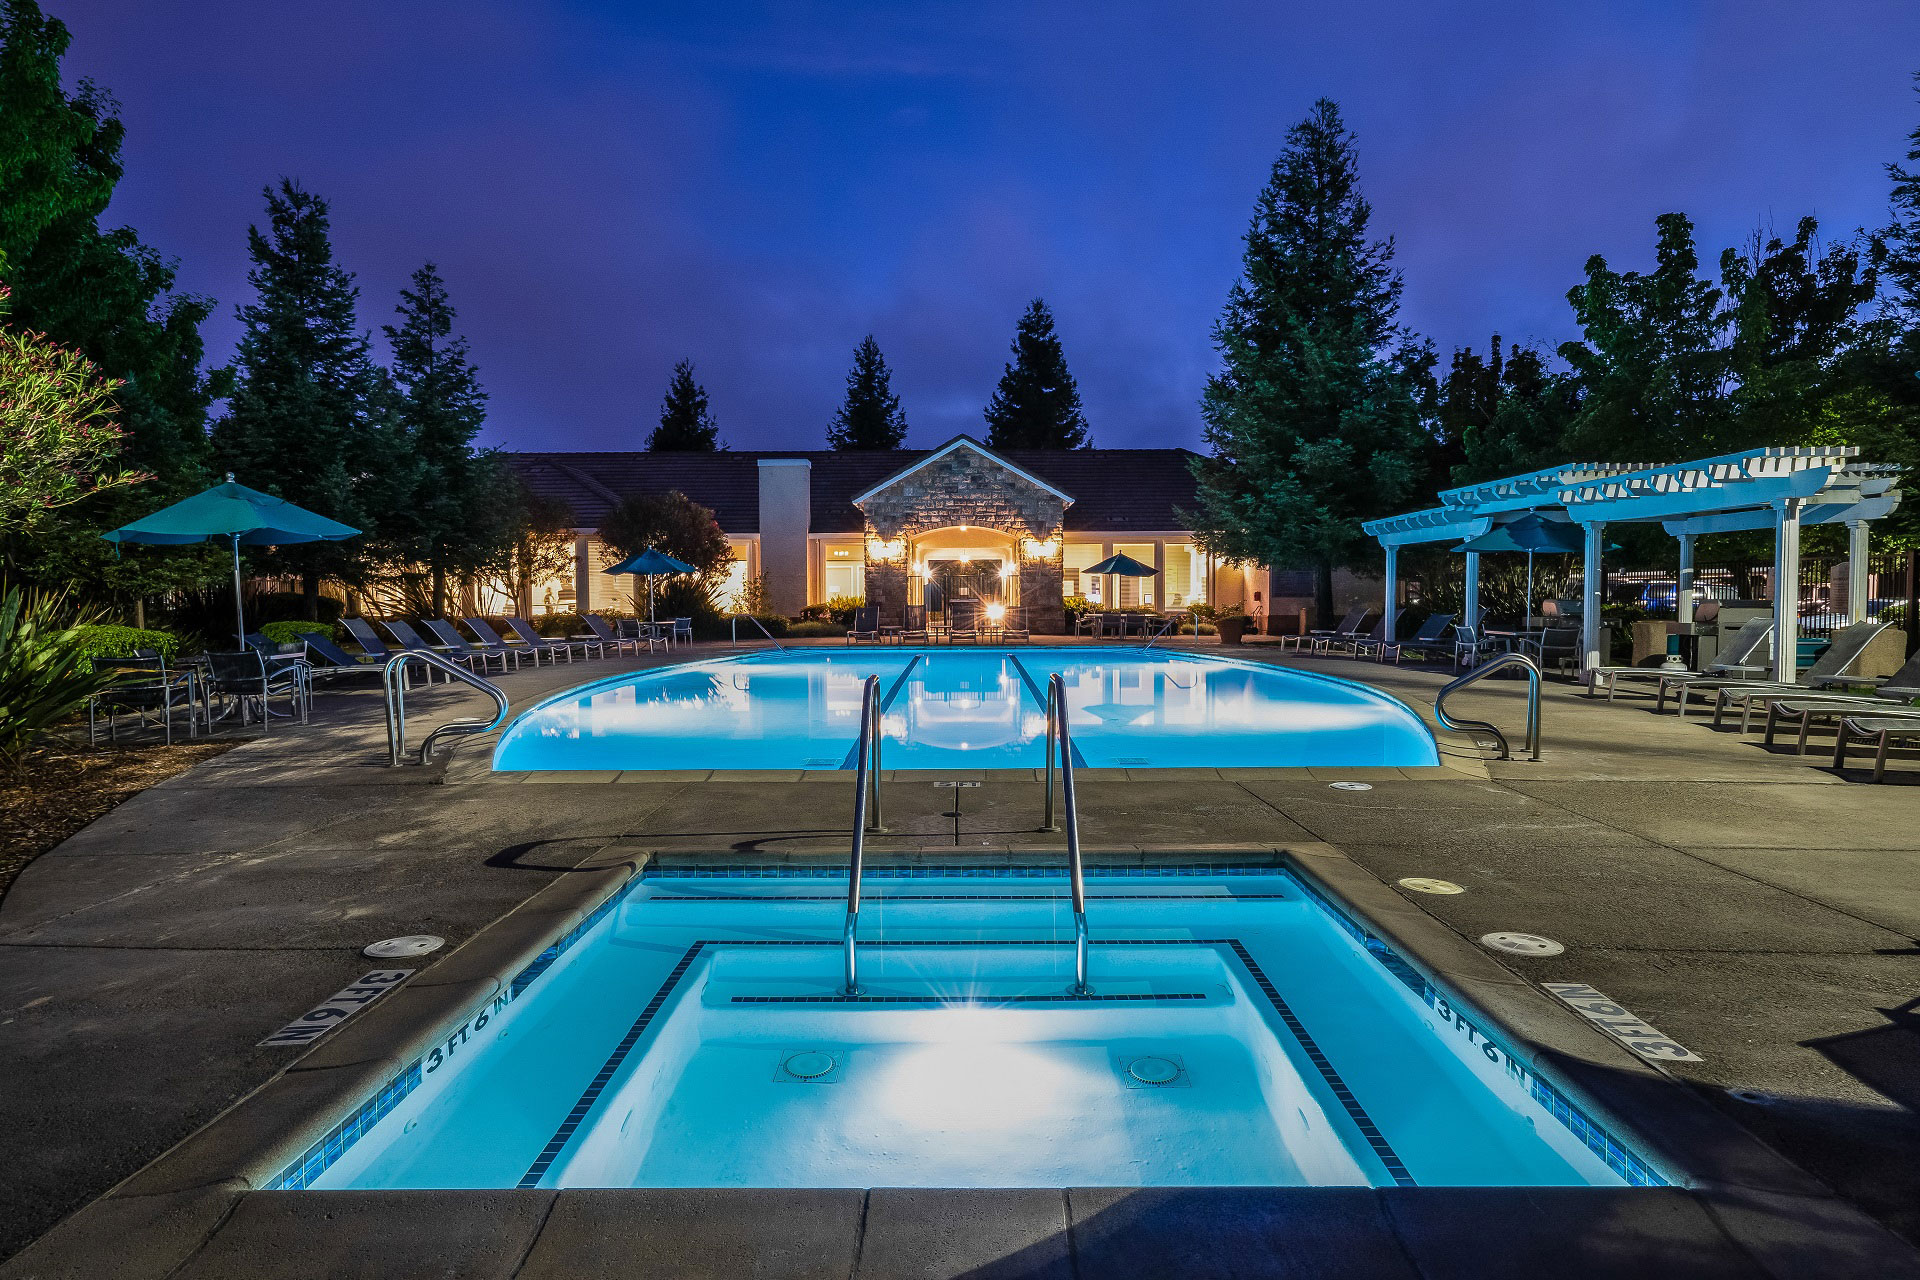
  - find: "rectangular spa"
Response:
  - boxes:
[490,647,1440,772]
[277,869,1667,1192]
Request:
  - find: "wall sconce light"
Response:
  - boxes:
[1021,537,1059,559]
[866,536,905,561]
[985,603,1007,623]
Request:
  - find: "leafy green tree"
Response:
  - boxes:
[1885,72,1920,324]
[0,285,144,557]
[0,0,223,604]
[597,489,733,617]
[828,335,907,449]
[648,359,723,450]
[1442,337,1578,485]
[383,262,507,614]
[213,180,394,617]
[983,299,1089,449]
[1557,213,1732,461]
[1187,98,1429,624]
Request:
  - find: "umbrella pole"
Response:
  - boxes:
[649,575,656,624]
[1526,551,1535,625]
[231,534,246,650]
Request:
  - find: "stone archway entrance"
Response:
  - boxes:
[851,438,1073,633]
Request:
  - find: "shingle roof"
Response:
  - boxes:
[508,441,1203,534]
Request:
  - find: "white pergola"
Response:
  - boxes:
[1362,447,1903,680]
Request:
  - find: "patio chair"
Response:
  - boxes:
[1282,605,1365,653]
[1308,609,1376,655]
[583,614,643,656]
[1378,613,1454,665]
[672,616,694,644]
[900,605,930,643]
[422,618,518,673]
[846,606,880,644]
[997,608,1031,643]
[1517,625,1580,676]
[1595,618,1772,704]
[88,655,197,744]
[467,617,553,666]
[505,616,595,661]
[1452,626,1500,671]
[203,649,309,730]
[1698,620,1892,729]
[1074,611,1103,637]
[947,603,980,643]
[1833,714,1920,782]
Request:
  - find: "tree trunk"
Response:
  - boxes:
[301,572,321,621]
[133,598,145,630]
[1314,560,1335,630]
[431,563,448,619]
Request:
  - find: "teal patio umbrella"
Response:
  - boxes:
[604,548,695,622]
[101,475,360,649]
[1454,514,1614,620]
[1082,552,1158,609]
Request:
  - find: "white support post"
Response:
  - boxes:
[1676,532,1696,627]
[1462,551,1481,635]
[574,535,593,614]
[1381,543,1398,643]
[1773,498,1802,682]
[1581,521,1605,671]
[1847,519,1870,624]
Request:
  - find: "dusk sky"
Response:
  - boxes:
[64,2,1920,454]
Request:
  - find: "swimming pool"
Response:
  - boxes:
[491,648,1439,772]
[276,866,1666,1191]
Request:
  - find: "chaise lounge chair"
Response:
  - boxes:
[583,614,643,656]
[900,605,930,644]
[1282,605,1365,653]
[1308,609,1378,655]
[1593,618,1772,703]
[846,606,879,644]
[1377,613,1455,665]
[503,616,594,662]
[1346,608,1408,658]
[1760,647,1920,752]
[301,634,388,683]
[422,619,520,673]
[1701,620,1893,729]
[382,619,488,673]
[1833,714,1920,782]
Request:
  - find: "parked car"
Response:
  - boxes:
[1634,581,1731,613]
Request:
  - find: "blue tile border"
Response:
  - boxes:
[641,862,1289,880]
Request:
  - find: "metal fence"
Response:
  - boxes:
[1606,550,1917,641]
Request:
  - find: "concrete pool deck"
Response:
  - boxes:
[2,639,1918,1277]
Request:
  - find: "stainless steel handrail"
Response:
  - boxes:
[1434,652,1542,761]
[842,674,883,994]
[730,614,786,649]
[382,650,510,766]
[1045,673,1093,995]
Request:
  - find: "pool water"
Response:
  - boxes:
[280,869,1665,1191]
[490,648,1439,772]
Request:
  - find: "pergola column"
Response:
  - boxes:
[1462,551,1481,635]
[1580,521,1605,670]
[1847,519,1871,623]
[1773,497,1803,681]
[1381,543,1398,641]
[1676,532,1697,626]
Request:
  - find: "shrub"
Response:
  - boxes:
[815,595,864,627]
[260,620,333,649]
[71,624,181,667]
[786,620,841,638]
[1063,595,1094,618]
[0,588,115,766]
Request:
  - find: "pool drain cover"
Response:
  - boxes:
[1480,932,1564,957]
[1398,877,1464,895]
[363,935,444,959]
[1116,1053,1189,1089]
[775,1050,842,1083]
[1327,781,1373,791]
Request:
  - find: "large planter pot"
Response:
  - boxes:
[1217,617,1248,645]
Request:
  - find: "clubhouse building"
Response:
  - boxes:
[509,435,1274,633]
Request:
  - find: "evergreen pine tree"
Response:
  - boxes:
[1187,98,1429,625]
[385,262,506,615]
[648,359,723,450]
[1885,72,1920,322]
[983,299,1089,448]
[828,335,908,449]
[214,180,394,617]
